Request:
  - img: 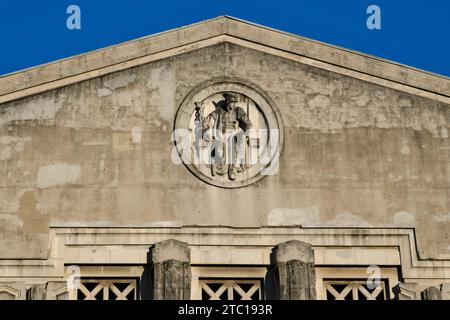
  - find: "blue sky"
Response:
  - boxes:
[0,0,449,76]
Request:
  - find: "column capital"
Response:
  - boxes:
[272,240,314,264]
[271,240,316,300]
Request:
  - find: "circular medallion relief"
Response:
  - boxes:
[174,80,283,188]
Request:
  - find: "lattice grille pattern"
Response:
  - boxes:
[76,279,137,300]
[200,279,262,300]
[324,280,386,300]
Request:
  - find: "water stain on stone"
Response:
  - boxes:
[17,191,49,234]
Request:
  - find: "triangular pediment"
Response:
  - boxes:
[0,16,449,104]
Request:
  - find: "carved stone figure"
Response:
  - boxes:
[149,239,191,300]
[270,240,317,300]
[174,81,283,188]
[195,92,253,180]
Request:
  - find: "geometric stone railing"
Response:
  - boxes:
[200,279,262,300]
[76,279,137,300]
[324,280,386,300]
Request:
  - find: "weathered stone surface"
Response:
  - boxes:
[271,240,316,300]
[151,239,191,264]
[0,17,449,296]
[1,40,449,259]
[27,284,46,300]
[150,239,191,300]
[421,286,442,300]
[274,240,315,263]
[44,281,69,300]
[155,260,191,300]
[393,283,417,300]
[441,283,450,300]
[0,282,26,300]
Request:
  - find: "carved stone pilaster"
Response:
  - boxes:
[271,240,316,300]
[27,284,46,300]
[393,283,417,300]
[24,282,70,300]
[45,281,70,300]
[441,283,450,300]
[150,239,191,300]
[422,286,442,300]
[0,282,26,300]
[421,283,450,300]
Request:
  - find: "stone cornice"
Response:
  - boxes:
[1,16,449,104]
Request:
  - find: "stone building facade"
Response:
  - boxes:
[0,16,449,300]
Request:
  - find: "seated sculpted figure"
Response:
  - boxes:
[196,92,253,180]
